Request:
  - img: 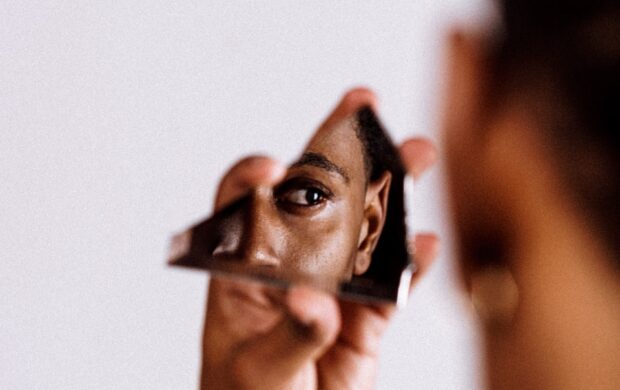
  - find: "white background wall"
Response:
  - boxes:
[1,1,491,389]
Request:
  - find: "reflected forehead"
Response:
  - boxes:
[301,116,367,184]
[291,152,350,183]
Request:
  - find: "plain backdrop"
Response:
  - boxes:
[1,1,492,389]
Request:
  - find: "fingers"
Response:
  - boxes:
[336,87,379,115]
[215,155,287,211]
[338,232,439,324]
[337,298,396,352]
[410,233,440,288]
[399,138,438,181]
[285,286,341,338]
[214,88,381,213]
[227,286,341,389]
[316,87,380,133]
[399,137,439,288]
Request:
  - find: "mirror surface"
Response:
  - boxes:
[168,107,413,305]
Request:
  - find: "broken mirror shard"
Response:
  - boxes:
[168,107,415,306]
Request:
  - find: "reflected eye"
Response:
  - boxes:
[274,177,333,211]
[279,187,326,206]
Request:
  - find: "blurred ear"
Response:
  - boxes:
[354,172,391,275]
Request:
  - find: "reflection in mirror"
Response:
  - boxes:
[167,107,414,305]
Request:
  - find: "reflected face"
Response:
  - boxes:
[225,115,371,280]
[270,116,369,277]
[169,103,407,303]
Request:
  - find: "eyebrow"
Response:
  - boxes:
[290,152,350,183]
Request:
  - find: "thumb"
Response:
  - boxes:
[409,232,440,289]
[227,286,341,389]
[215,155,287,211]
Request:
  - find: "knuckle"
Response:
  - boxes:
[230,155,274,173]
[226,354,261,388]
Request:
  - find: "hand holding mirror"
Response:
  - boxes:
[167,104,414,306]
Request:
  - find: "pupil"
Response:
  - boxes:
[306,189,321,204]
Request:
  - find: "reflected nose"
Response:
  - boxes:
[238,189,283,268]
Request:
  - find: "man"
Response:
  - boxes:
[202,0,620,388]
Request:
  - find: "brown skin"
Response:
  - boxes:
[201,88,439,389]
[443,33,620,389]
[226,111,391,281]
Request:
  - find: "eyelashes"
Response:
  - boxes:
[274,177,334,211]
[279,187,326,206]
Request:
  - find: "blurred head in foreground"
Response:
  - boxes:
[444,0,620,389]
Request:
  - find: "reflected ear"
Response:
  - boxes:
[354,171,392,275]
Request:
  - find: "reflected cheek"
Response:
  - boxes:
[280,204,360,278]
